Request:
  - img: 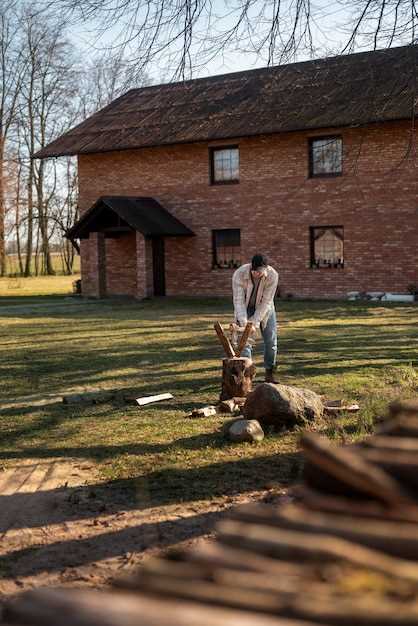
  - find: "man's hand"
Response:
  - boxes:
[247,318,259,331]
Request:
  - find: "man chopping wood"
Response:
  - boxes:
[232,254,279,383]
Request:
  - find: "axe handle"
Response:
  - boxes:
[236,321,254,357]
[214,322,236,358]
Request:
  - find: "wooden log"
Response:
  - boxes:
[230,502,418,561]
[301,433,414,506]
[4,588,316,626]
[214,322,235,358]
[220,357,256,401]
[216,519,418,582]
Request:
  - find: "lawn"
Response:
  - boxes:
[4,253,80,276]
[0,290,417,508]
[0,274,79,302]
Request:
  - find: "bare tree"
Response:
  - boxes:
[0,2,27,275]
[19,8,79,276]
[40,0,418,80]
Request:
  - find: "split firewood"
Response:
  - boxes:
[114,557,318,607]
[389,399,418,419]
[294,485,418,523]
[230,502,418,562]
[114,555,417,624]
[216,519,418,582]
[236,322,255,357]
[376,415,418,438]
[136,393,174,406]
[187,406,217,418]
[359,436,418,453]
[324,402,360,414]
[301,433,414,506]
[183,541,308,579]
[218,399,239,414]
[4,588,313,626]
[214,322,235,358]
[356,447,418,495]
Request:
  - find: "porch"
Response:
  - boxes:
[67,196,194,298]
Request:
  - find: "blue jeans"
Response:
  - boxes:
[241,308,278,369]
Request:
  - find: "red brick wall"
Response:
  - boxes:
[80,234,101,297]
[78,120,418,298]
[105,233,137,296]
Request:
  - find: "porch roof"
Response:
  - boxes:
[67,196,194,239]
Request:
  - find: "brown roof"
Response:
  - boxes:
[67,196,194,239]
[36,45,418,158]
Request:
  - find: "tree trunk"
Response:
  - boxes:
[220,357,256,401]
[15,159,23,275]
[0,138,5,277]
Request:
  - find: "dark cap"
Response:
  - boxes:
[251,254,268,270]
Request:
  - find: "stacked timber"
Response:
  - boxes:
[4,399,418,626]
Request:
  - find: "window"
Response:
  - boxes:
[210,146,239,184]
[309,136,342,177]
[310,226,344,269]
[212,229,241,269]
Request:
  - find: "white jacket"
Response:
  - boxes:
[232,264,278,328]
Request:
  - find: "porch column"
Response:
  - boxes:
[135,233,155,299]
[81,232,106,298]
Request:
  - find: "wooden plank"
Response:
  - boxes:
[216,519,418,582]
[389,399,418,419]
[231,502,418,561]
[4,588,319,626]
[236,322,254,357]
[376,415,418,438]
[295,485,418,523]
[136,393,173,406]
[301,433,414,506]
[356,447,418,495]
[183,541,308,578]
[360,436,418,452]
[214,322,236,358]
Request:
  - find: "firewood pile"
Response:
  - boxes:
[4,399,418,626]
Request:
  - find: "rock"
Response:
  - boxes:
[243,383,323,429]
[188,406,217,418]
[228,419,264,443]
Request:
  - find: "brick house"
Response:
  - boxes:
[36,45,418,299]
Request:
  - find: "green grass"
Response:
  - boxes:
[0,294,417,507]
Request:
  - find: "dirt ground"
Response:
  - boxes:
[0,457,288,603]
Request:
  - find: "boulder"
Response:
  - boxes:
[243,383,323,429]
[228,419,264,443]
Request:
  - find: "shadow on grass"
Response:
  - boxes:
[0,448,301,533]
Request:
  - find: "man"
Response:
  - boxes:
[232,254,279,383]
